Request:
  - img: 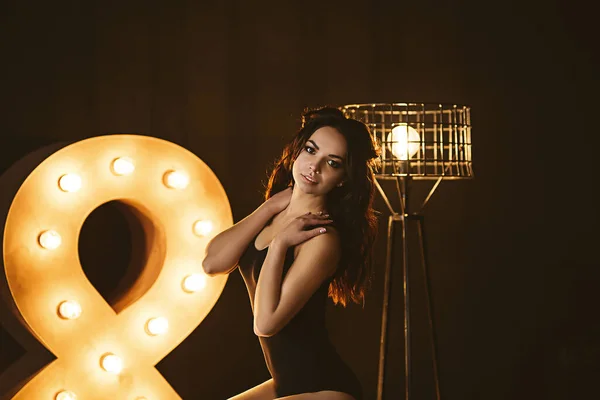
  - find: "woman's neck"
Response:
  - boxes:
[283,186,327,218]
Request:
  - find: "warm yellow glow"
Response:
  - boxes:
[193,219,214,237]
[146,317,169,336]
[387,124,421,160]
[163,170,189,189]
[182,273,207,293]
[55,391,77,400]
[1,135,232,399]
[38,230,62,249]
[111,157,135,176]
[57,300,82,320]
[100,353,123,374]
[58,173,82,192]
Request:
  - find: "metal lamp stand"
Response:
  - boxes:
[340,102,473,400]
[375,175,442,400]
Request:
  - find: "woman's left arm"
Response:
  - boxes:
[253,229,340,337]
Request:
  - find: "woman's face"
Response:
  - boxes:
[292,126,347,196]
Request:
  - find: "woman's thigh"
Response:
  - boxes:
[228,379,277,400]
[277,391,355,400]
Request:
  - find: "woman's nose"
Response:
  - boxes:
[309,164,320,174]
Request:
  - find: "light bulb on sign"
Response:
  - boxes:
[58,174,82,192]
[146,317,169,336]
[193,219,214,237]
[38,230,62,250]
[387,124,421,160]
[55,391,77,400]
[182,273,207,293]
[57,300,82,320]
[163,170,189,189]
[100,353,123,374]
[111,157,135,176]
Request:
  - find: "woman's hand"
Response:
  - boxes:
[271,212,333,249]
[264,187,293,215]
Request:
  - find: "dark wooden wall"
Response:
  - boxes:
[0,0,597,399]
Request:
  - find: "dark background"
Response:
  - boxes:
[0,0,598,399]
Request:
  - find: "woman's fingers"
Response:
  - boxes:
[297,226,328,242]
[275,213,332,247]
[301,218,333,228]
[311,226,328,236]
[289,213,332,240]
[299,213,330,220]
[281,225,328,247]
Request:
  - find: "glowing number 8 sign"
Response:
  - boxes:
[0,135,231,399]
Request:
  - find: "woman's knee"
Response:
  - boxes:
[227,379,276,400]
[276,391,355,400]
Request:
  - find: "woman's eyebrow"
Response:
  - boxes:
[307,140,345,161]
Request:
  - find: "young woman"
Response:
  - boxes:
[202,107,380,400]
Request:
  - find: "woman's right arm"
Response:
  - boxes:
[202,188,292,276]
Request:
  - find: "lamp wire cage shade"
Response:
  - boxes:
[342,103,473,180]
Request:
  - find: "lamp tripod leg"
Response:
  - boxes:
[377,215,395,400]
[417,217,442,400]
[402,212,411,400]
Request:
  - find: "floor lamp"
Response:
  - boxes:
[342,103,474,400]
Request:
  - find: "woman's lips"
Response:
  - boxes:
[301,174,317,184]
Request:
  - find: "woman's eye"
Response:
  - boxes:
[305,146,315,154]
[328,160,340,168]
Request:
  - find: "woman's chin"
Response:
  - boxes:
[301,183,335,196]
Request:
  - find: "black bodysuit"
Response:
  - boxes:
[238,231,363,399]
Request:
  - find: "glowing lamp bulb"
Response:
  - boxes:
[58,173,82,192]
[111,157,135,176]
[193,219,214,237]
[182,273,207,293]
[100,353,123,374]
[55,391,77,400]
[163,170,189,189]
[38,230,62,249]
[146,317,169,336]
[387,124,421,160]
[57,300,82,320]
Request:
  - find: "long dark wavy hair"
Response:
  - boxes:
[264,106,380,307]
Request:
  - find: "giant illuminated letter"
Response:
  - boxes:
[0,135,231,399]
